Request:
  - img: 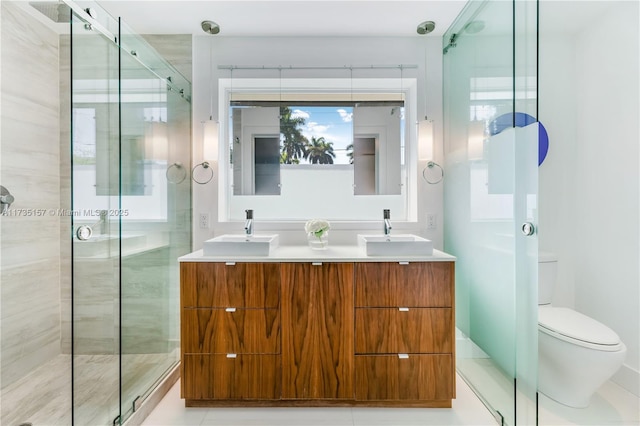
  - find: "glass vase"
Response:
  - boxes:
[307,231,329,250]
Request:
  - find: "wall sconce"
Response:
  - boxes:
[192,117,217,185]
[203,117,218,161]
[193,21,221,185]
[418,119,434,161]
[467,120,485,161]
[417,30,443,185]
[419,118,443,184]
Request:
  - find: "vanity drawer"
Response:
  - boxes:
[182,308,280,354]
[355,354,453,401]
[182,354,281,400]
[355,262,453,308]
[181,262,280,308]
[355,308,452,354]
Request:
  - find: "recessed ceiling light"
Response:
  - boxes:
[417,21,436,35]
[201,20,220,35]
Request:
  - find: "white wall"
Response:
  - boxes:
[539,1,640,395]
[192,36,444,250]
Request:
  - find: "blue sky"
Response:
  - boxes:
[290,106,353,164]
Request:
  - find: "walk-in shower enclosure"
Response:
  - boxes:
[443,0,539,424]
[1,1,192,424]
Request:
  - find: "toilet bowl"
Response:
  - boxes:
[538,254,626,408]
[538,305,627,407]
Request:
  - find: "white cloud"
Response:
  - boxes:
[307,122,330,133]
[337,109,353,122]
[291,109,310,120]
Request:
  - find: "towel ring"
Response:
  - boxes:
[422,161,444,184]
[166,162,187,184]
[192,161,214,185]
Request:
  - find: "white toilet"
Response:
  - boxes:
[538,253,627,407]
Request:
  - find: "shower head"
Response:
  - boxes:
[30,1,72,23]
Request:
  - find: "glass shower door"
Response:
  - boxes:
[443,0,538,424]
[117,19,192,424]
[70,8,121,426]
[70,7,193,425]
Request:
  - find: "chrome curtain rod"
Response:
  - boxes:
[218,64,418,71]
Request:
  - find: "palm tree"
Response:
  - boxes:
[304,136,336,164]
[346,143,354,164]
[279,106,308,164]
[280,151,300,164]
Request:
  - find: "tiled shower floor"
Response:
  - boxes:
[1,353,177,426]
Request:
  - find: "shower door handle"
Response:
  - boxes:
[521,222,535,236]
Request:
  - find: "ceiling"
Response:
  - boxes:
[96,1,467,37]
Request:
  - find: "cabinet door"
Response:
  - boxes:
[355,262,454,307]
[281,263,354,399]
[181,262,280,308]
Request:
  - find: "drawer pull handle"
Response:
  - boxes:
[398,261,409,265]
[398,354,409,359]
[225,308,236,312]
[399,307,409,312]
[311,262,322,266]
[226,353,237,359]
[225,262,236,266]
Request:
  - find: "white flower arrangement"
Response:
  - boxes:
[304,219,330,238]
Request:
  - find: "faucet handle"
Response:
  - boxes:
[245,209,253,219]
[383,209,390,219]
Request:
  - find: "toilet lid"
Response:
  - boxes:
[538,306,621,346]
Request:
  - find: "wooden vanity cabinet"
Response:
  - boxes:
[354,262,455,405]
[180,262,281,403]
[180,259,454,407]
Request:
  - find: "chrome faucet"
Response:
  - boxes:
[383,209,392,236]
[244,209,254,237]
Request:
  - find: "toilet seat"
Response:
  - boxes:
[538,306,623,352]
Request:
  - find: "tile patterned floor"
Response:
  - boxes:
[1,353,178,426]
[141,374,498,426]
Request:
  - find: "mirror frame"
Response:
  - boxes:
[217,77,419,222]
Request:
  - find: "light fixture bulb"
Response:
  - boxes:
[418,120,434,161]
[203,119,219,161]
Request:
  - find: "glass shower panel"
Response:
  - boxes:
[443,0,538,424]
[118,19,192,424]
[513,1,539,422]
[70,10,121,426]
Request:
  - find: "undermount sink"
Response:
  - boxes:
[203,234,279,256]
[358,234,433,256]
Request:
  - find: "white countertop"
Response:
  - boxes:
[179,245,455,263]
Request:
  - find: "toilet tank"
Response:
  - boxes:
[538,252,557,305]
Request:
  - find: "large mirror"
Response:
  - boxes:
[220,78,417,221]
[231,102,402,197]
